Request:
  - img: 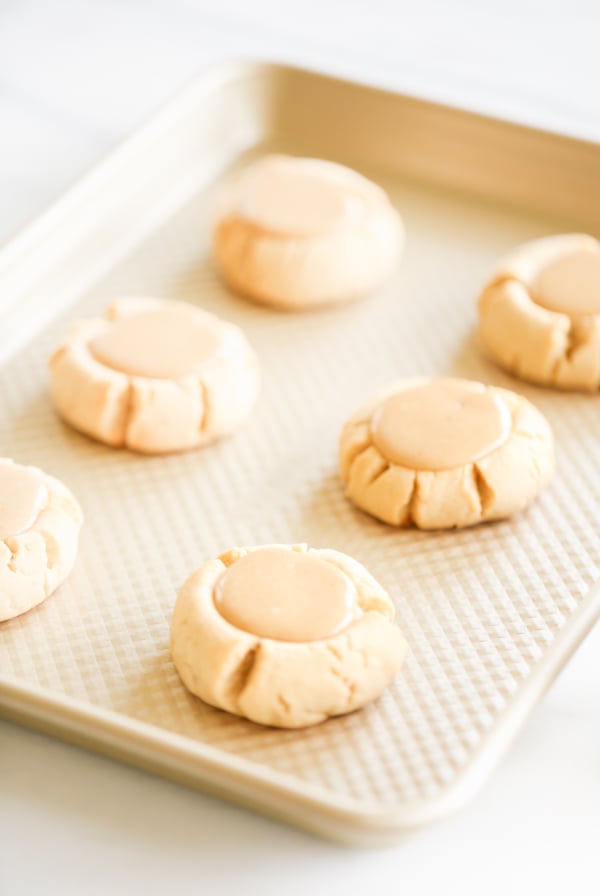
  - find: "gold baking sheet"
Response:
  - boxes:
[0,62,598,845]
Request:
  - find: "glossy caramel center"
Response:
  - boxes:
[0,461,47,540]
[214,547,357,642]
[235,157,364,235]
[532,247,600,316]
[371,379,510,471]
[90,308,225,379]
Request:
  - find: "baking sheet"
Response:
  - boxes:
[0,62,599,844]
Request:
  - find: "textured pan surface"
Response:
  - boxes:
[0,64,598,840]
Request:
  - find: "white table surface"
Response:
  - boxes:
[1,2,599,893]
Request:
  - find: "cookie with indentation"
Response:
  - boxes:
[478,233,600,390]
[170,544,407,728]
[213,155,403,310]
[49,297,259,454]
[339,377,554,530]
[0,458,82,622]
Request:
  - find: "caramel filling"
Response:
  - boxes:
[532,248,600,316]
[214,547,358,642]
[371,379,510,471]
[0,461,47,540]
[235,157,364,236]
[90,308,225,379]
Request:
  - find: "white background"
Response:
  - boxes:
[1,1,599,893]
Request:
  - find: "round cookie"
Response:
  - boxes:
[339,377,554,530]
[213,155,403,310]
[49,297,260,454]
[0,459,82,622]
[170,544,407,728]
[478,233,600,390]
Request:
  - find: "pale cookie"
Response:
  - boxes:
[50,297,260,454]
[0,459,82,622]
[170,544,407,728]
[478,233,600,390]
[339,377,554,530]
[213,155,403,310]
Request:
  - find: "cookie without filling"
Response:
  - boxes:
[170,544,407,728]
[213,155,403,310]
[0,459,82,622]
[478,233,600,390]
[49,297,260,454]
[339,377,554,529]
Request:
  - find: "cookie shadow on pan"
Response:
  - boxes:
[293,470,383,549]
[116,643,365,748]
[4,388,130,472]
